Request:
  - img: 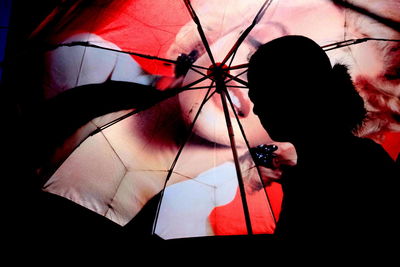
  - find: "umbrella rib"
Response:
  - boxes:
[219,84,253,235]
[226,85,248,89]
[189,66,208,78]
[88,75,214,137]
[160,81,214,184]
[89,109,142,136]
[186,85,217,90]
[132,169,197,181]
[183,0,216,66]
[227,63,249,71]
[49,41,206,69]
[204,88,219,103]
[181,74,213,90]
[322,38,400,51]
[331,0,400,32]
[227,47,239,68]
[221,0,273,67]
[225,69,249,85]
[152,81,216,235]
[225,73,249,87]
[188,85,249,91]
[74,44,87,88]
[100,131,130,218]
[224,86,277,225]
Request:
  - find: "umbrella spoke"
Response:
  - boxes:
[331,0,400,32]
[183,0,216,66]
[221,0,273,67]
[323,38,400,51]
[48,41,207,69]
[227,63,249,71]
[190,64,210,71]
[89,109,141,137]
[226,85,248,89]
[205,88,219,103]
[152,80,215,235]
[225,72,249,87]
[225,69,249,85]
[88,78,213,136]
[224,87,277,225]
[185,85,217,90]
[181,74,213,90]
[218,83,253,235]
[189,66,209,78]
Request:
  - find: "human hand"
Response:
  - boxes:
[239,142,297,192]
[270,141,297,168]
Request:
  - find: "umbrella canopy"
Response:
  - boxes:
[13,0,400,240]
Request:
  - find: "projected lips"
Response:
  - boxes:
[225,85,251,118]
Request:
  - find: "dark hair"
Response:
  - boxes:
[330,63,367,133]
[247,35,367,134]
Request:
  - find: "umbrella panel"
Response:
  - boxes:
[22,0,400,239]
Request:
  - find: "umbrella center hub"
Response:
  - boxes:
[207,63,230,82]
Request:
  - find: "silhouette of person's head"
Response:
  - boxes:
[247,35,366,144]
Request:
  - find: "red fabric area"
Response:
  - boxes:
[96,0,191,76]
[50,0,191,76]
[209,182,283,235]
[381,131,400,161]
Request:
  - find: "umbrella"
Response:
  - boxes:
[12,0,400,240]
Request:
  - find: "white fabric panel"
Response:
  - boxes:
[43,33,156,99]
[43,132,127,216]
[155,162,238,239]
[104,170,167,226]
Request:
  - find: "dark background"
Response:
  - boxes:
[2,1,138,247]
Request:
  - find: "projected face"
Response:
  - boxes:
[178,2,345,147]
[38,0,399,237]
[178,28,287,147]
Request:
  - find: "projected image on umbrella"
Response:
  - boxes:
[16,0,400,240]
